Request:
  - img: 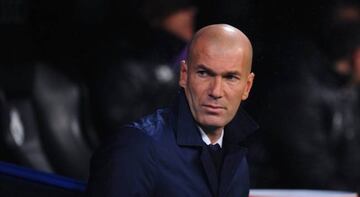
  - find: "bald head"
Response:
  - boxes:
[179,24,255,135]
[187,24,253,72]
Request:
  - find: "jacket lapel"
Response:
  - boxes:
[219,107,259,197]
[173,91,219,196]
[219,145,247,197]
[200,146,219,196]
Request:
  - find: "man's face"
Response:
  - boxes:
[179,43,254,129]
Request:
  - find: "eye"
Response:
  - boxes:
[197,70,208,77]
[224,74,240,81]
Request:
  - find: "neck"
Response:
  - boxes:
[200,125,223,144]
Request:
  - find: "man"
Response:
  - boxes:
[87,24,258,197]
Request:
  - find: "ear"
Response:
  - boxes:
[241,72,255,100]
[179,60,188,88]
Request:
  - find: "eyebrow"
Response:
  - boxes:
[196,64,241,77]
[197,64,216,76]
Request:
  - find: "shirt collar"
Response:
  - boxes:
[198,126,224,148]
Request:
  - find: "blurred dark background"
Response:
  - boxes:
[1,0,360,196]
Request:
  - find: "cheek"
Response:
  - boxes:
[225,82,246,97]
[225,84,246,107]
[188,76,208,96]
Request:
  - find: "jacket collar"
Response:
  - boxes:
[224,106,259,146]
[173,90,204,147]
[173,89,259,147]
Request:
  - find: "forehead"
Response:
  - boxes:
[189,43,248,73]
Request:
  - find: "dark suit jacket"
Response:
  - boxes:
[87,91,258,197]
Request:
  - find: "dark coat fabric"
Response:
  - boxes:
[86,91,258,197]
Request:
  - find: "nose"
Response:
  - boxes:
[209,77,223,99]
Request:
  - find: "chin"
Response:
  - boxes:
[197,116,228,129]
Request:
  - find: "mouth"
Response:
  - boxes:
[202,104,226,113]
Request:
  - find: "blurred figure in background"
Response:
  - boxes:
[91,0,197,137]
[266,0,360,192]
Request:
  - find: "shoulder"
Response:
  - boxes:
[87,115,166,196]
[92,127,155,164]
[97,108,172,152]
[125,108,173,138]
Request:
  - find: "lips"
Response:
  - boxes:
[202,104,225,113]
